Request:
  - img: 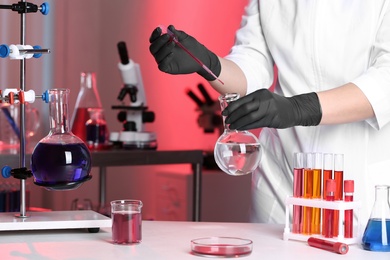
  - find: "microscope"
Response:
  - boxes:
[110,41,157,149]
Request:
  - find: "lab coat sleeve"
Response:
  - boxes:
[352,3,390,130]
[224,0,274,95]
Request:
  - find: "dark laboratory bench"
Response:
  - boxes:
[0,149,204,222]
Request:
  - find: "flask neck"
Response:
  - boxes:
[369,185,390,219]
[374,185,390,203]
[75,72,102,108]
[48,89,71,134]
[218,93,240,131]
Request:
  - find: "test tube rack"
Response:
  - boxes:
[283,196,361,245]
[0,1,111,232]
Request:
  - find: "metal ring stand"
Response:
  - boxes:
[0,1,111,232]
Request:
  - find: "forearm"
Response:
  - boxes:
[209,57,248,97]
[317,82,374,125]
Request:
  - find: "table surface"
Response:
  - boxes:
[0,220,388,260]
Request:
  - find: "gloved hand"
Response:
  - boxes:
[222,89,322,129]
[149,25,221,81]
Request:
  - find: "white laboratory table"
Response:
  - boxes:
[0,220,388,260]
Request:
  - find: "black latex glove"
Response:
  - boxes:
[222,89,322,129]
[149,25,221,81]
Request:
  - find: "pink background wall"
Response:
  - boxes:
[54,0,249,151]
[0,0,251,219]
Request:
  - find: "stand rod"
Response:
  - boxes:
[18,0,28,218]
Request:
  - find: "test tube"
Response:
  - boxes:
[322,153,333,236]
[308,237,349,255]
[293,152,304,234]
[344,180,354,238]
[324,179,336,238]
[311,152,322,234]
[333,154,344,237]
[302,153,314,235]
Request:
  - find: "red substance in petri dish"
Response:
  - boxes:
[191,237,252,257]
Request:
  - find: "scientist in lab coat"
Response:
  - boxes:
[149,0,390,227]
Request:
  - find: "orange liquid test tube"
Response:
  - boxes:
[333,154,344,237]
[322,153,333,236]
[302,153,314,235]
[311,152,322,234]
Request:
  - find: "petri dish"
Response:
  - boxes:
[191,237,253,257]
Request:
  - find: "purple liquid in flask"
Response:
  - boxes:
[31,89,92,191]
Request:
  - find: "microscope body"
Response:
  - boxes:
[111,56,156,149]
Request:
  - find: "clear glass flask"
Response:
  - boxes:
[214,93,261,176]
[362,185,390,251]
[71,72,108,143]
[31,89,92,191]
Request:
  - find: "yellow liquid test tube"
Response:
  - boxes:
[311,152,322,234]
[302,152,314,235]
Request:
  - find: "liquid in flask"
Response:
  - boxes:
[85,108,109,150]
[214,93,261,176]
[31,89,92,191]
[362,185,390,252]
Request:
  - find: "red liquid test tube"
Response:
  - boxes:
[344,180,354,238]
[292,152,304,234]
[324,179,336,238]
[308,237,349,255]
[333,154,344,237]
[322,153,333,236]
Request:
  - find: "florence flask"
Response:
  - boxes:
[31,89,92,191]
[214,93,262,176]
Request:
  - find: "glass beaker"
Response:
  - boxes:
[71,72,107,143]
[214,93,261,176]
[85,107,109,150]
[362,185,390,251]
[111,199,143,244]
[30,89,92,191]
[0,103,40,148]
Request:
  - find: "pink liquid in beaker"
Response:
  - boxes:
[112,212,142,244]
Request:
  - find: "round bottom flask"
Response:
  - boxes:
[31,89,92,191]
[214,93,261,176]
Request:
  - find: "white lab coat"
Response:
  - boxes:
[225,0,390,229]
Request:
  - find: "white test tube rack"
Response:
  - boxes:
[283,196,361,245]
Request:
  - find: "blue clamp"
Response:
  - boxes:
[1,166,12,178]
[33,45,42,58]
[42,90,50,103]
[0,44,10,58]
[40,2,50,15]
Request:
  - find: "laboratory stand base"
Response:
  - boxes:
[0,210,111,232]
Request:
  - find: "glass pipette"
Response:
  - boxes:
[159,25,224,85]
